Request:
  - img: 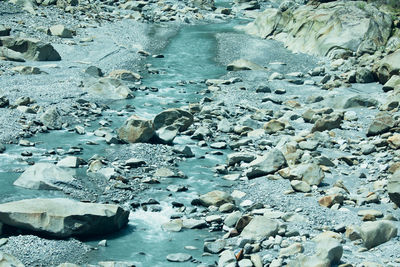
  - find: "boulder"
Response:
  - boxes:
[0,47,25,62]
[227,152,256,166]
[118,115,154,143]
[360,220,397,249]
[382,75,400,92]
[291,180,311,193]
[85,78,133,100]
[241,1,392,57]
[13,163,75,190]
[0,25,11,37]
[240,216,279,241]
[40,106,62,129]
[49,24,73,38]
[218,250,236,267]
[0,37,61,61]
[56,156,85,168]
[388,171,400,207]
[153,108,193,132]
[247,149,287,178]
[0,198,129,238]
[199,190,234,207]
[376,48,400,84]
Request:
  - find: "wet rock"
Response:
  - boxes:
[388,171,400,207]
[0,198,129,238]
[367,112,394,136]
[240,216,279,241]
[85,78,133,99]
[0,37,61,61]
[153,108,193,132]
[311,113,343,132]
[166,252,192,263]
[199,190,233,207]
[192,126,212,140]
[224,211,242,227]
[155,125,178,144]
[108,69,141,82]
[13,162,75,190]
[227,59,265,71]
[182,218,207,229]
[246,149,287,179]
[49,24,73,38]
[0,251,24,267]
[360,220,397,249]
[204,239,226,254]
[242,1,392,57]
[118,115,154,143]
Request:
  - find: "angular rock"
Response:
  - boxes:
[204,239,226,254]
[162,219,183,232]
[0,198,129,237]
[49,24,73,38]
[199,190,233,207]
[218,250,236,267]
[56,156,85,168]
[290,180,311,193]
[382,75,400,92]
[13,162,75,190]
[388,171,400,207]
[0,47,25,62]
[227,152,256,166]
[240,216,279,241]
[0,251,24,267]
[311,113,343,133]
[118,115,154,143]
[360,220,397,249]
[264,120,285,134]
[377,48,400,84]
[0,37,61,61]
[153,108,193,132]
[247,149,287,178]
[40,106,63,129]
[367,112,394,136]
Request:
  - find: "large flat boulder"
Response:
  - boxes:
[0,198,129,238]
[13,163,75,190]
[241,1,392,57]
[0,37,61,61]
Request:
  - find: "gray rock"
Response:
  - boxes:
[199,190,233,207]
[388,171,400,207]
[247,149,287,179]
[0,37,61,61]
[227,152,256,166]
[311,113,343,132]
[227,59,265,71]
[218,250,236,267]
[356,67,375,83]
[315,237,343,264]
[155,125,178,144]
[240,216,279,241]
[49,24,73,38]
[153,108,193,132]
[162,219,183,232]
[382,75,400,92]
[343,95,378,109]
[377,48,400,84]
[367,112,394,136]
[0,96,10,108]
[85,66,104,77]
[13,163,75,190]
[118,115,154,143]
[192,126,212,140]
[290,163,325,186]
[0,25,11,37]
[224,211,242,227]
[264,120,285,134]
[0,47,25,62]
[182,218,207,229]
[290,180,311,193]
[0,144,5,153]
[360,220,398,249]
[166,253,192,262]
[0,198,129,238]
[204,239,226,254]
[107,69,141,82]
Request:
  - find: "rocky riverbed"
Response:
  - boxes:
[0,0,400,266]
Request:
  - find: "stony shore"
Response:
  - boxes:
[0,0,400,267]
